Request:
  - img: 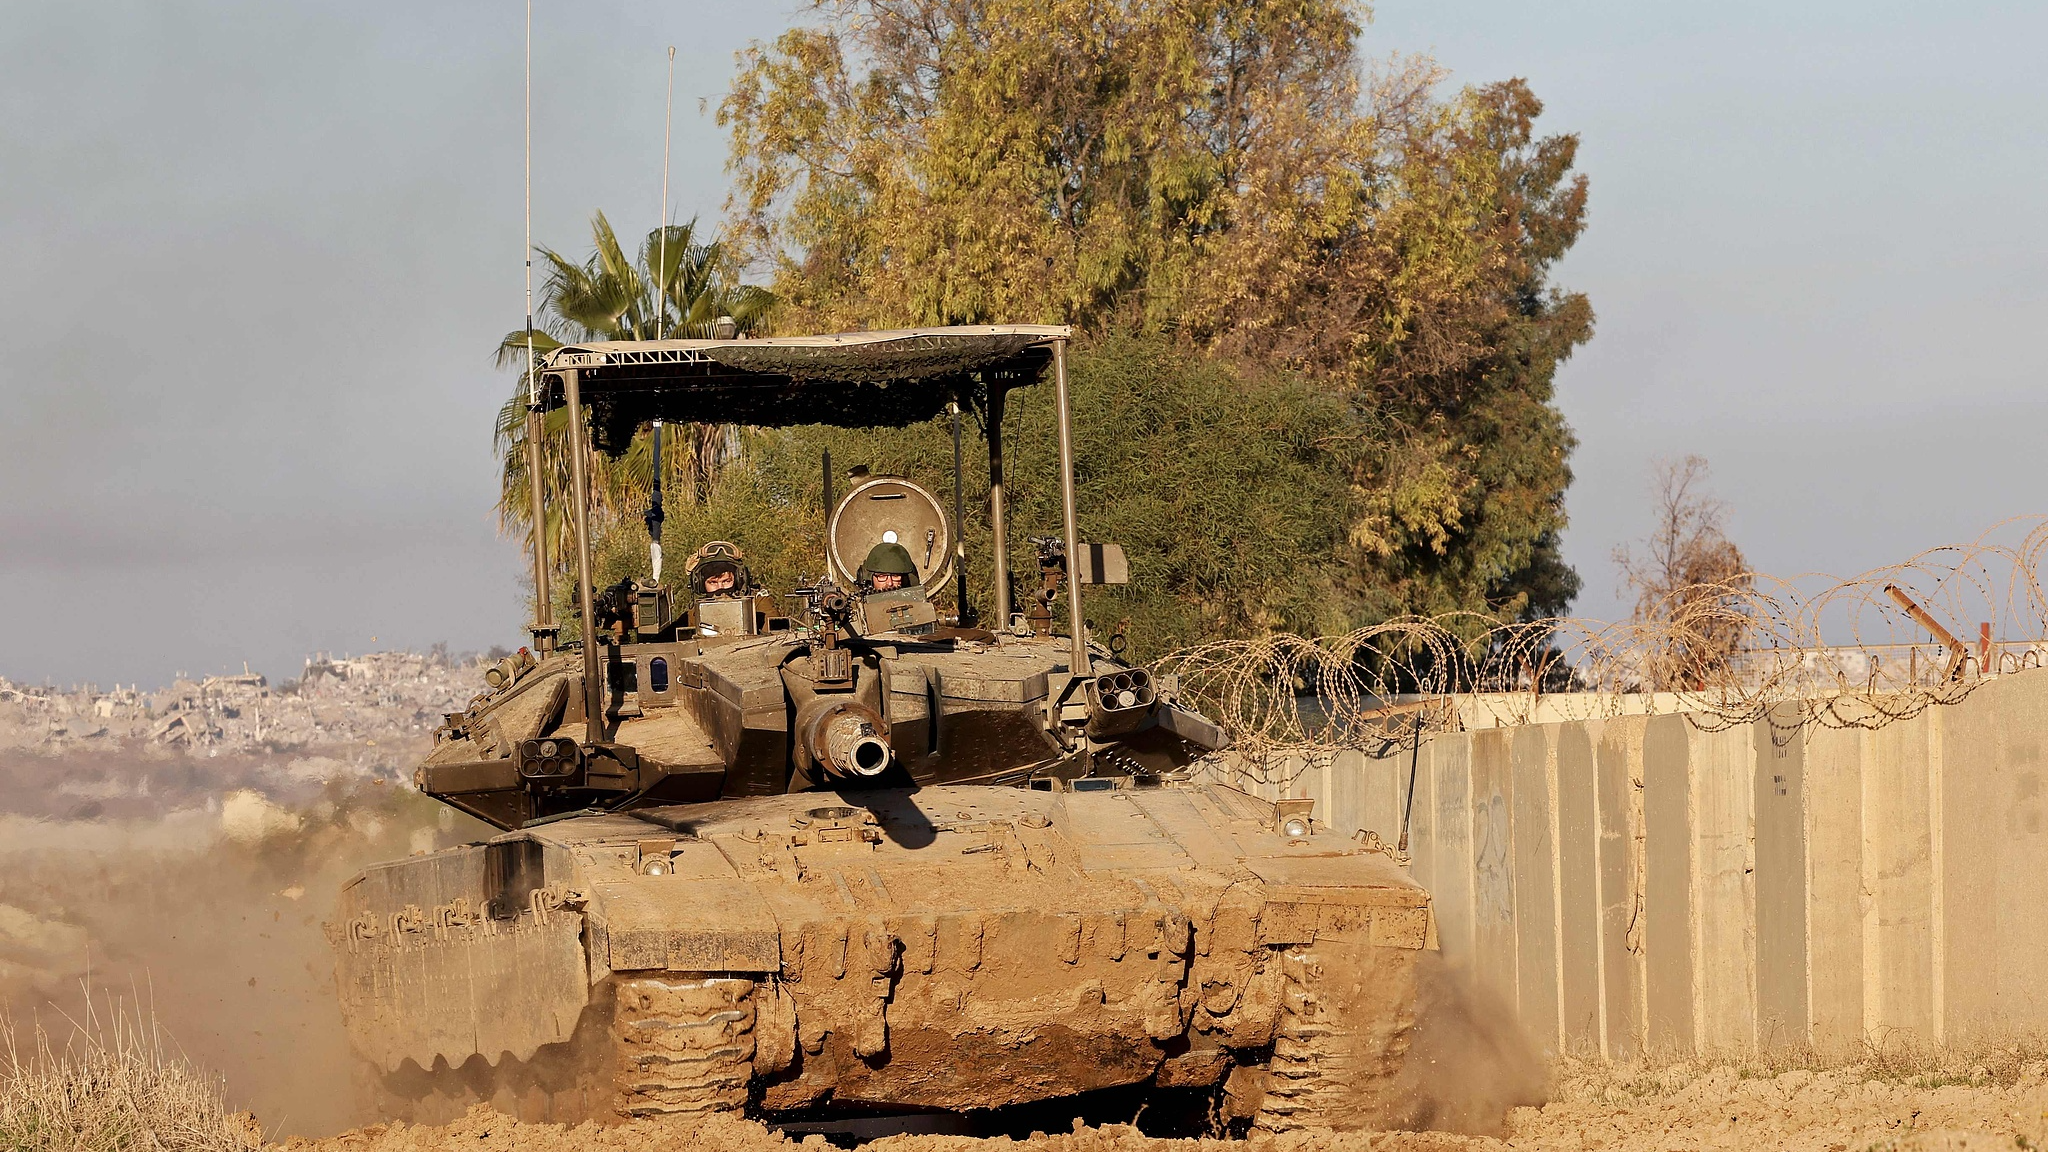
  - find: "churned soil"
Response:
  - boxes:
[283,1061,2048,1152]
[1505,1058,2048,1150]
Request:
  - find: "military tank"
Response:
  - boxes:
[331,326,1432,1132]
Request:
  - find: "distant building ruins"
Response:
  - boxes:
[0,649,494,757]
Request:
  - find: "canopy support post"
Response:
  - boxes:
[1051,339,1089,677]
[987,383,1011,627]
[562,368,604,744]
[525,406,552,648]
[950,401,970,624]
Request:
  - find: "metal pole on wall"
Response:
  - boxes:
[563,368,603,744]
[1399,713,1422,853]
[1050,339,1089,677]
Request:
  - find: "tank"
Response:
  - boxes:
[329,326,1433,1132]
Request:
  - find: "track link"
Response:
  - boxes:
[611,976,758,1117]
[1253,942,1419,1132]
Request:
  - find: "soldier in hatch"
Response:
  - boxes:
[687,541,751,599]
[856,539,939,635]
[685,541,758,637]
[859,540,920,593]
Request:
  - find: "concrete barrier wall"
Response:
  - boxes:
[1205,666,2048,1055]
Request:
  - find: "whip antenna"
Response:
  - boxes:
[647,45,676,582]
[520,0,555,640]
[523,0,536,409]
[656,45,675,339]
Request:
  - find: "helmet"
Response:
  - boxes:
[686,541,751,598]
[860,541,919,581]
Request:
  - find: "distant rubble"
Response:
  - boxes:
[0,646,500,759]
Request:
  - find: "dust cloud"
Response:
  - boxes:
[1393,952,1550,1135]
[0,744,492,1138]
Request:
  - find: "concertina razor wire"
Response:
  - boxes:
[1151,518,2048,769]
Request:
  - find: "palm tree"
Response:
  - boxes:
[493,212,774,573]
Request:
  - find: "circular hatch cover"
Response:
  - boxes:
[826,476,955,595]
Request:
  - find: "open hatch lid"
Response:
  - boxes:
[538,324,1070,452]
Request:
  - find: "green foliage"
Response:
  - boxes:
[720,0,1376,335]
[493,214,773,577]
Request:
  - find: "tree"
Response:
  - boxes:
[492,214,774,578]
[722,0,1387,334]
[1613,455,1755,689]
[721,1,1591,631]
[1245,80,1592,626]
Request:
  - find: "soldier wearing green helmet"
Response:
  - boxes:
[859,539,920,592]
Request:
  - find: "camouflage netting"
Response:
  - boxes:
[545,332,1055,452]
[701,332,1048,383]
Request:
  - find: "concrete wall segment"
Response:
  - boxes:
[1512,722,1562,1053]
[1753,705,1811,1049]
[1803,721,1866,1051]
[1642,714,1696,1054]
[1869,714,1936,1039]
[1556,723,1603,1049]
[1470,729,1519,1007]
[1431,735,1477,966]
[1689,722,1758,1051]
[1949,674,2048,1038]
[1597,718,1647,1059]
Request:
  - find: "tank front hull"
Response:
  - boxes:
[331,783,1431,1127]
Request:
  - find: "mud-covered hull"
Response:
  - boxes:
[332,783,1431,1129]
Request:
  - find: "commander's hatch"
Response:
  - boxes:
[828,476,955,596]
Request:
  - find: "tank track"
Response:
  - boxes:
[611,976,758,1117]
[1252,942,1419,1132]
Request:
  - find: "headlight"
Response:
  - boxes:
[1282,817,1310,839]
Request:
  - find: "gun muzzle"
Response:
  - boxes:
[834,727,893,778]
[796,698,893,779]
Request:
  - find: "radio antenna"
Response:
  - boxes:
[523,0,536,408]
[655,45,675,339]
[646,46,677,582]
[519,0,555,638]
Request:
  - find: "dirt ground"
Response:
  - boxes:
[279,1063,2048,1152]
[7,745,2043,1151]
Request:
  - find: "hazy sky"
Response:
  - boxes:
[3,0,2042,688]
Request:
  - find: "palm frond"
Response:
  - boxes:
[491,209,780,612]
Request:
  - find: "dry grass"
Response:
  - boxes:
[1,999,260,1152]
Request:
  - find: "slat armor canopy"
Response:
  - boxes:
[538,325,1070,453]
